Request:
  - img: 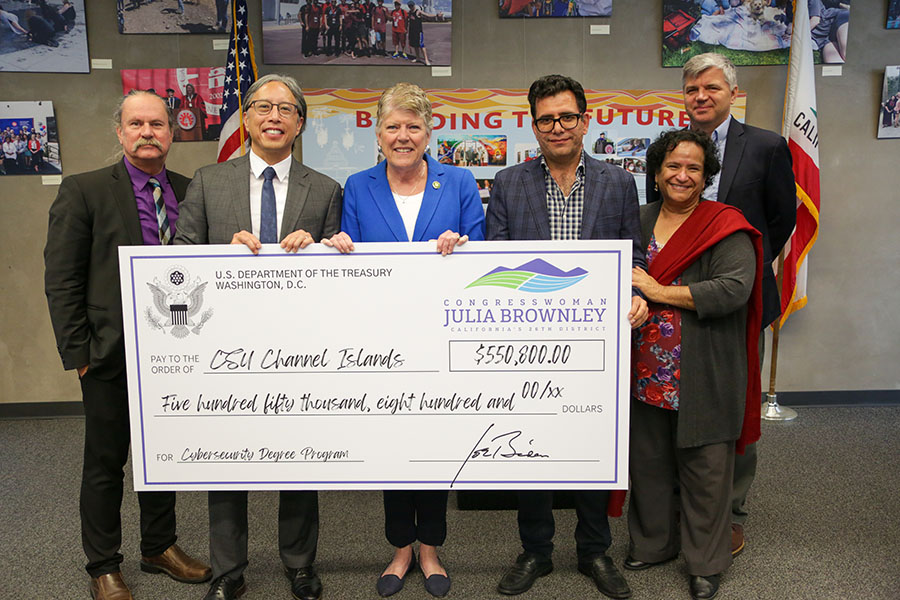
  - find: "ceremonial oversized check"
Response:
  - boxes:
[119,241,632,491]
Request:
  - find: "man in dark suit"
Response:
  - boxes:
[645,52,796,558]
[175,74,341,600]
[44,90,211,600]
[486,74,648,599]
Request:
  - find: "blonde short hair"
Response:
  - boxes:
[376,83,433,135]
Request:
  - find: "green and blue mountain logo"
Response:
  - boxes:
[466,259,588,293]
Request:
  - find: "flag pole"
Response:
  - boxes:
[762,250,797,421]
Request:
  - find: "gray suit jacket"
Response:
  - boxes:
[485,153,646,273]
[174,154,342,245]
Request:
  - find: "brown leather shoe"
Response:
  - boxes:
[140,543,212,583]
[731,524,745,557]
[90,573,133,600]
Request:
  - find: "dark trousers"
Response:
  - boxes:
[208,490,319,580]
[517,489,612,561]
[383,490,448,547]
[80,371,176,577]
[732,333,765,524]
[325,26,341,54]
[628,399,734,576]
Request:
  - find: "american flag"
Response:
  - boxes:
[216,0,258,163]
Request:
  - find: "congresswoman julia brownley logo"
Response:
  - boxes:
[145,266,214,338]
[466,258,588,293]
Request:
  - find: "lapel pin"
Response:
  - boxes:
[432,181,441,189]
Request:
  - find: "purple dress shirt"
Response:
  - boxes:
[123,158,180,245]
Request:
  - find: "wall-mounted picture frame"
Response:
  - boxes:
[1,101,62,175]
[116,0,231,34]
[499,0,612,18]
[878,66,900,139]
[0,0,88,73]
[263,0,452,66]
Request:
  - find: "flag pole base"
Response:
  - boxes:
[761,393,798,421]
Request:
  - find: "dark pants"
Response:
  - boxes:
[325,26,340,54]
[208,490,319,580]
[80,371,176,577]
[517,489,611,561]
[628,399,734,577]
[732,332,766,524]
[383,490,448,547]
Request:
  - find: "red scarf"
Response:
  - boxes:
[650,201,763,454]
[609,202,763,518]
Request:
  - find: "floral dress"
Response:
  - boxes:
[633,234,682,410]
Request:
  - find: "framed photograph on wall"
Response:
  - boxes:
[117,0,231,34]
[887,0,899,29]
[121,68,225,141]
[263,0,452,66]
[0,0,88,73]
[0,101,62,175]
[499,0,612,18]
[878,66,900,140]
[662,0,791,67]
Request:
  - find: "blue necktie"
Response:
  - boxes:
[260,166,277,244]
[148,177,171,245]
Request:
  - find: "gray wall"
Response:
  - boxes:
[2,1,898,406]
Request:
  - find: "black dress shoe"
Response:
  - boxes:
[623,555,676,571]
[578,555,632,599]
[375,553,416,598]
[285,565,322,600]
[202,575,246,600]
[497,552,553,595]
[690,574,720,600]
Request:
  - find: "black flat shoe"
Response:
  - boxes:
[623,555,676,571]
[424,572,451,597]
[376,553,417,597]
[497,552,553,596]
[690,574,720,600]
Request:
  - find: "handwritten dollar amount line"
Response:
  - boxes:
[473,343,571,367]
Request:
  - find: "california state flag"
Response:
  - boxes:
[779,0,821,325]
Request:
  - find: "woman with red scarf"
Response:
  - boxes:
[626,129,763,600]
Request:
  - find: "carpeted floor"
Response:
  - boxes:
[1,406,898,599]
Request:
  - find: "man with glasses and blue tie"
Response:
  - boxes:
[45,90,212,600]
[486,74,648,599]
[174,73,342,600]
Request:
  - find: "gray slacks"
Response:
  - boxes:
[628,399,734,577]
[208,490,319,580]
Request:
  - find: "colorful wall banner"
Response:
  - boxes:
[303,88,747,203]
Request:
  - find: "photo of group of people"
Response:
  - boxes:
[0,0,87,72]
[436,135,506,168]
[116,0,231,34]
[121,68,225,141]
[498,0,612,18]
[263,0,451,66]
[663,1,852,67]
[878,66,900,140]
[0,101,61,175]
[476,177,493,201]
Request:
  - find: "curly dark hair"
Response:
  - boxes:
[527,74,587,120]
[646,129,721,191]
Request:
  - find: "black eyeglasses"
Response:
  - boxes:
[248,100,301,118]
[533,113,583,133]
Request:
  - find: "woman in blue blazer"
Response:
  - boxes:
[324,82,484,598]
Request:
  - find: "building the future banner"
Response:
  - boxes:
[303,88,747,204]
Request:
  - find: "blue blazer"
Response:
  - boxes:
[341,154,485,242]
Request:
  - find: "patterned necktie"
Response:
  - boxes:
[148,177,171,245]
[260,166,277,244]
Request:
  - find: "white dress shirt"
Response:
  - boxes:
[248,150,292,239]
[703,115,732,202]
